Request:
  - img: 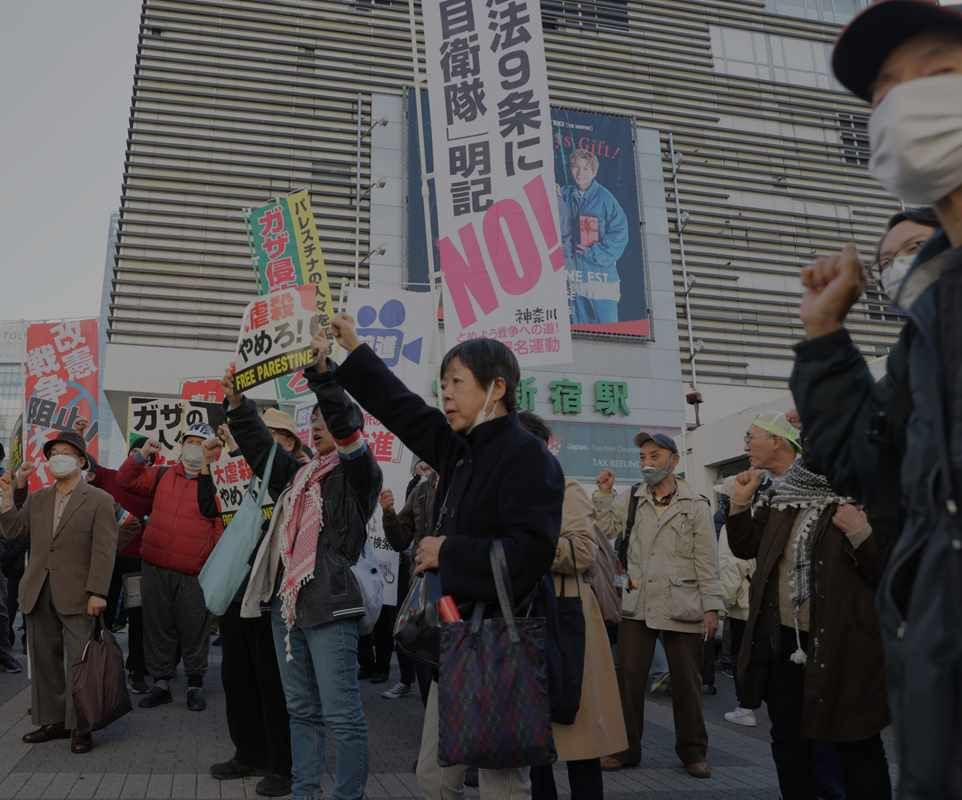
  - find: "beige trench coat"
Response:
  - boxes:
[551,480,627,761]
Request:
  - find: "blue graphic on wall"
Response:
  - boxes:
[357,299,424,368]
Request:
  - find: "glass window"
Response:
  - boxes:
[766,0,869,25]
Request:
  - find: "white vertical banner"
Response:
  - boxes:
[424,0,573,365]
[346,287,437,605]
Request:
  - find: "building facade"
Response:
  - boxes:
[104,0,901,482]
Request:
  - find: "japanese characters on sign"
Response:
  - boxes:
[245,190,337,402]
[23,319,99,490]
[233,286,320,393]
[423,0,573,365]
[126,397,224,466]
[212,449,273,526]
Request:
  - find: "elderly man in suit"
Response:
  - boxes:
[0,430,118,754]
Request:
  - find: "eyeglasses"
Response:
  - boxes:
[875,237,928,273]
[744,432,772,444]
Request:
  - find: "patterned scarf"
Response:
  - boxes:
[755,459,847,665]
[278,450,340,642]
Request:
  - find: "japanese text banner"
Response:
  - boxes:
[233,286,319,392]
[23,320,99,490]
[346,287,438,605]
[424,0,572,365]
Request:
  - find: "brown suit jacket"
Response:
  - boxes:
[0,480,118,615]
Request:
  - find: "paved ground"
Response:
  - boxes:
[0,622,898,799]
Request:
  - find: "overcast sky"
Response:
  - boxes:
[0,1,141,324]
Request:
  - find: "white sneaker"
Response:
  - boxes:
[724,707,758,727]
[381,682,413,700]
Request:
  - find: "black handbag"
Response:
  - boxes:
[437,540,556,769]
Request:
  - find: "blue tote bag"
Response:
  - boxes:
[199,443,277,615]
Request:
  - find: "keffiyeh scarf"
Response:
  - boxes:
[278,449,340,656]
[754,459,848,665]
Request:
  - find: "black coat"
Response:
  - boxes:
[335,344,564,604]
[790,233,962,797]
[727,504,889,742]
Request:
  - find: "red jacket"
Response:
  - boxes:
[117,454,223,575]
[90,465,153,558]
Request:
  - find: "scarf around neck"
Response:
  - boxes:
[755,459,848,665]
[278,450,340,638]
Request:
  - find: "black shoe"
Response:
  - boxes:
[211,759,259,780]
[22,723,71,744]
[187,687,206,711]
[0,654,22,673]
[464,766,479,788]
[703,684,718,696]
[138,685,172,708]
[369,671,390,684]
[129,674,149,694]
[70,731,93,754]
[255,774,292,797]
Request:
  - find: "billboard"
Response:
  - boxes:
[407,93,651,338]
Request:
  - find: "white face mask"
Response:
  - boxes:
[869,74,962,205]
[181,443,205,473]
[467,383,497,434]
[880,254,914,303]
[49,454,80,479]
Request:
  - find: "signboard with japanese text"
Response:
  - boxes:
[233,286,320,393]
[245,190,336,402]
[8,414,23,475]
[125,397,225,466]
[212,449,273,526]
[180,378,225,403]
[23,319,99,490]
[423,0,573,365]
[345,287,438,605]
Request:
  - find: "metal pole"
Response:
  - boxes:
[668,132,698,392]
[354,93,363,288]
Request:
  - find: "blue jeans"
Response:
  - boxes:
[270,603,368,800]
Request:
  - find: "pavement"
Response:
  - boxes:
[0,627,800,799]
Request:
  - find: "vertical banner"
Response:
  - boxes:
[423,0,573,365]
[346,287,437,605]
[23,319,99,489]
[245,190,336,401]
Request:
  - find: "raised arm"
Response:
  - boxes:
[0,474,29,540]
[117,444,166,497]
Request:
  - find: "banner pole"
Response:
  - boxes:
[354,93,363,288]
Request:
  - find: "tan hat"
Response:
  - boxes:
[261,408,299,439]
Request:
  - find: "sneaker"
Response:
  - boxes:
[129,674,149,694]
[381,682,413,699]
[187,687,207,712]
[138,685,172,709]
[255,774,292,797]
[723,707,758,727]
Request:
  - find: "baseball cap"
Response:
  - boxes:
[634,431,678,454]
[183,422,215,441]
[751,413,802,452]
[832,0,962,102]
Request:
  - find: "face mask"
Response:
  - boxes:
[641,465,672,487]
[868,74,962,205]
[880,254,914,303]
[467,383,497,434]
[49,454,80,479]
[181,444,205,473]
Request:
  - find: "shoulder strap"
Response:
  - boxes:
[617,483,642,567]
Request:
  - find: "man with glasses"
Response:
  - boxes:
[874,207,939,303]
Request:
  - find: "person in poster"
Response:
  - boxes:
[559,149,630,325]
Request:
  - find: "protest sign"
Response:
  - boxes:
[23,320,99,489]
[211,448,273,526]
[233,286,319,393]
[245,189,336,401]
[8,414,23,475]
[346,287,437,604]
[126,397,224,466]
[180,378,225,403]
[423,0,572,365]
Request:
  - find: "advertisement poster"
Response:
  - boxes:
[407,95,651,338]
[244,189,336,402]
[233,286,319,392]
[345,287,437,605]
[422,0,573,365]
[23,319,99,490]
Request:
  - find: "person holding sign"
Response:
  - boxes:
[319,313,564,800]
[221,340,382,800]
[117,423,223,713]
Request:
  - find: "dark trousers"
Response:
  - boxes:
[0,570,11,660]
[728,617,747,706]
[530,758,602,800]
[111,556,145,677]
[142,562,210,681]
[702,636,718,688]
[618,618,707,766]
[766,627,892,800]
[220,603,292,778]
[4,563,22,647]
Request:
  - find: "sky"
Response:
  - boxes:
[0,1,141,324]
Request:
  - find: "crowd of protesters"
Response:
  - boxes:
[3,0,962,797]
